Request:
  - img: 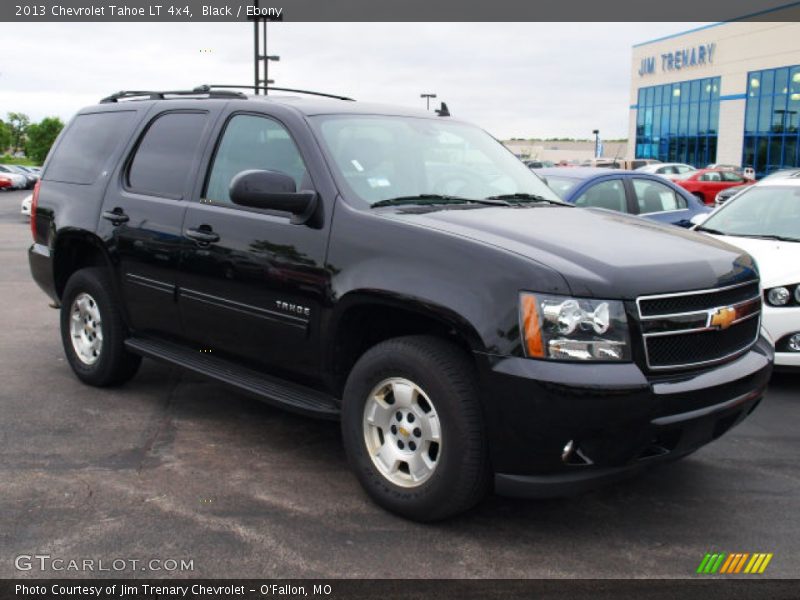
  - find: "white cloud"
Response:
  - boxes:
[0,22,705,138]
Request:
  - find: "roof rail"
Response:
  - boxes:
[197,84,355,101]
[99,89,247,103]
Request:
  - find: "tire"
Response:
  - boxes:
[60,267,141,387]
[341,335,490,521]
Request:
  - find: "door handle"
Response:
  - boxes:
[185,226,220,244]
[102,208,129,225]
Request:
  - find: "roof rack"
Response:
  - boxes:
[197,84,355,101]
[100,89,247,103]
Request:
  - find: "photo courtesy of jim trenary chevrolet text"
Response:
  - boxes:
[1,0,799,598]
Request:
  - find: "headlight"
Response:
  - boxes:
[520,293,631,361]
[767,287,791,306]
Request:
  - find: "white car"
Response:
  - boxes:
[693,177,800,368]
[20,193,33,218]
[636,162,697,180]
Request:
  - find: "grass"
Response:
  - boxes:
[0,155,39,166]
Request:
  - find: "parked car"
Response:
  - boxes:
[714,168,800,206]
[635,162,697,180]
[533,167,710,227]
[0,165,28,189]
[16,165,42,183]
[694,179,800,369]
[0,164,38,189]
[28,87,772,520]
[523,159,554,169]
[674,168,755,205]
[0,174,14,190]
[21,193,33,218]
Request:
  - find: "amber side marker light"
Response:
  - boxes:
[520,293,545,358]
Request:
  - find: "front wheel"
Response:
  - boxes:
[60,267,141,387]
[341,336,490,521]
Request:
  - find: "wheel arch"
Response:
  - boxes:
[53,229,116,301]
[323,291,485,396]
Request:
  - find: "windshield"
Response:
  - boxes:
[311,115,562,205]
[700,185,800,241]
[541,175,580,198]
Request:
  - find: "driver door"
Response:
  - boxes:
[177,112,329,375]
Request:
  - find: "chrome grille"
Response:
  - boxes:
[637,281,761,370]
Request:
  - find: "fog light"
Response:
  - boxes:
[768,287,790,306]
[788,333,800,352]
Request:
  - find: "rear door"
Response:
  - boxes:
[177,110,332,377]
[98,106,221,337]
[629,177,693,227]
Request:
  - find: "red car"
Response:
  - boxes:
[0,174,13,189]
[673,168,754,205]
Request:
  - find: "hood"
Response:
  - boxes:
[381,205,757,299]
[705,234,800,288]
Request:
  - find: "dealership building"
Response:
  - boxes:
[629,12,800,176]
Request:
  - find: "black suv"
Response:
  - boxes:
[29,87,772,520]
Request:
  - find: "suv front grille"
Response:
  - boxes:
[637,281,761,370]
[638,281,760,317]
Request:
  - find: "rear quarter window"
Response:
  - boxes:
[44,111,136,185]
[127,111,208,198]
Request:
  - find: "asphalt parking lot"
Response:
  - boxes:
[0,188,797,579]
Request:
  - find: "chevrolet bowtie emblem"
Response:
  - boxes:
[710,306,737,330]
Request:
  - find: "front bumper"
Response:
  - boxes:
[763,305,800,368]
[476,336,773,497]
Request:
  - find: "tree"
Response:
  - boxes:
[0,120,11,154]
[25,117,64,164]
[7,112,30,154]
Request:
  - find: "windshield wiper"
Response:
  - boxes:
[695,225,728,235]
[371,194,510,208]
[733,233,800,242]
[483,193,566,205]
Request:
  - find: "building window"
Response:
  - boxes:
[635,76,721,167]
[742,64,800,177]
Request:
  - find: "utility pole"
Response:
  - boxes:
[421,93,437,111]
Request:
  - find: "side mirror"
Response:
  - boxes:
[229,169,318,225]
[690,213,709,228]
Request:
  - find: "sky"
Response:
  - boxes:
[0,22,707,140]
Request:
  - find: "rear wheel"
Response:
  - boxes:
[60,267,141,386]
[342,335,490,521]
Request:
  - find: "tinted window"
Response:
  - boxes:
[632,178,687,213]
[45,111,135,185]
[574,179,627,212]
[205,115,308,205]
[128,112,208,198]
[313,115,560,205]
[699,171,721,181]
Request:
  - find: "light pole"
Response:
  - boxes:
[592,129,600,158]
[261,54,279,94]
[421,93,437,111]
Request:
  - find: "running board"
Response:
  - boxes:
[124,337,340,419]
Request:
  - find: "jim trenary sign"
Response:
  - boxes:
[638,43,716,77]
